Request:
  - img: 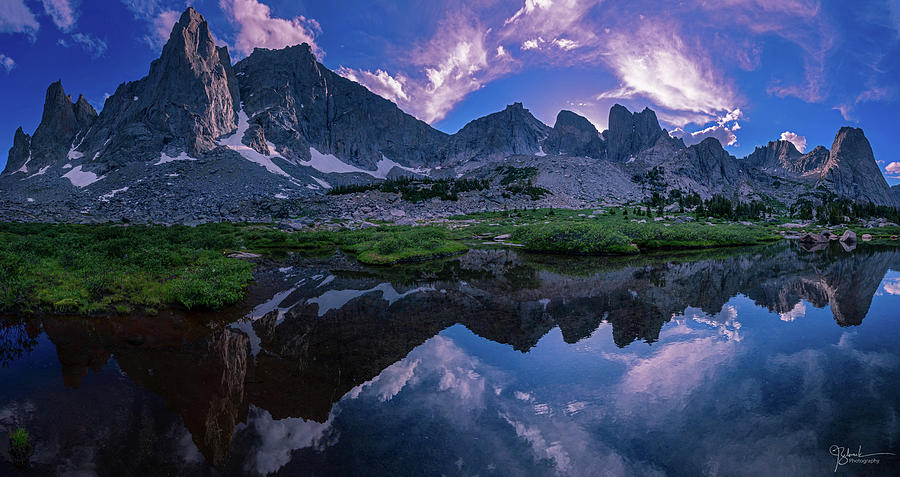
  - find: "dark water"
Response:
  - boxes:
[1,242,899,476]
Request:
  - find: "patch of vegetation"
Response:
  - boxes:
[512,223,639,254]
[497,166,550,200]
[0,223,256,314]
[0,222,470,313]
[340,226,468,265]
[327,176,490,202]
[511,220,777,255]
[9,428,29,450]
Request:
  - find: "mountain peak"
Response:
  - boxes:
[607,104,663,162]
[542,110,604,158]
[445,102,550,163]
[819,127,896,205]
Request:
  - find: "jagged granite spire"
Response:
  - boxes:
[541,110,605,158]
[606,104,664,162]
[73,7,239,167]
[2,127,32,175]
[0,81,97,176]
[818,127,896,206]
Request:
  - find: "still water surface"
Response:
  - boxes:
[1,242,899,476]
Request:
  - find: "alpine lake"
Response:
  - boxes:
[2,240,899,476]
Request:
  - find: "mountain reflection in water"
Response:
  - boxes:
[1,241,899,476]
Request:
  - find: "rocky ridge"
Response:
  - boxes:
[1,6,896,224]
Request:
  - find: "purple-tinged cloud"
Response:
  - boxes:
[145,9,179,48]
[41,0,77,32]
[219,0,323,58]
[0,0,40,37]
[337,67,409,104]
[779,131,807,152]
[885,162,900,177]
[671,123,739,147]
[0,54,15,73]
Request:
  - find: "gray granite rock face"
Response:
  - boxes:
[744,140,828,176]
[17,82,98,171]
[235,44,448,170]
[606,104,664,163]
[2,127,31,175]
[818,127,896,206]
[664,137,741,189]
[74,7,239,171]
[443,103,551,166]
[2,6,898,221]
[541,110,605,158]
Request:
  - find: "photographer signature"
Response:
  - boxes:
[829,445,895,472]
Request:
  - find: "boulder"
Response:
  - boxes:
[861,234,872,241]
[798,232,829,243]
[839,230,856,243]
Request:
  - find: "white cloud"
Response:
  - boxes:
[779,131,807,152]
[245,406,335,475]
[145,9,179,48]
[669,108,743,147]
[504,0,555,26]
[885,162,900,177]
[343,16,512,124]
[601,22,739,120]
[521,38,541,50]
[551,37,578,50]
[779,302,807,322]
[65,32,107,58]
[0,0,40,37]
[219,0,323,58]
[41,0,77,32]
[0,54,15,72]
[670,123,739,147]
[883,278,900,295]
[337,67,409,103]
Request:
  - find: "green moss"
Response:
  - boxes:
[512,223,639,254]
[339,226,468,265]
[9,428,29,449]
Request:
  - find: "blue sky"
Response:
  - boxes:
[1,0,899,184]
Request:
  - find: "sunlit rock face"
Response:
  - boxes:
[77,7,240,167]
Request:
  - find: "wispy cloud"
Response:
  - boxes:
[599,21,740,121]
[337,67,409,104]
[219,0,323,58]
[0,53,15,73]
[339,14,514,124]
[146,9,179,48]
[0,0,40,38]
[66,32,108,58]
[885,161,900,177]
[41,0,78,32]
[779,131,807,152]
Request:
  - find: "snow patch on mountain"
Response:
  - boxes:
[62,165,104,187]
[155,151,198,165]
[220,109,290,177]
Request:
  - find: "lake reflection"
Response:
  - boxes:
[1,242,899,475]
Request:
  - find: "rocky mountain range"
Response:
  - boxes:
[0,7,896,223]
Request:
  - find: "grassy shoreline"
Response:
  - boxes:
[2,207,896,314]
